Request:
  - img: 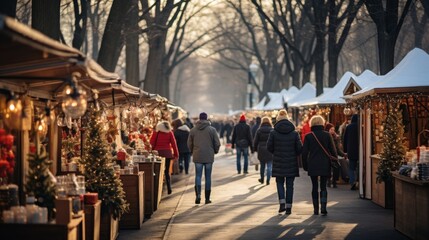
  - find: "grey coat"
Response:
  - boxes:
[188,120,221,163]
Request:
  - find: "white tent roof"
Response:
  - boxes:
[352,48,429,98]
[283,86,300,103]
[262,92,284,110]
[288,83,317,107]
[252,96,267,110]
[290,88,333,107]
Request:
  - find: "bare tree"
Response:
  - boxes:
[32,0,61,40]
[125,0,140,87]
[72,0,87,50]
[97,0,131,72]
[364,0,413,74]
[0,0,17,17]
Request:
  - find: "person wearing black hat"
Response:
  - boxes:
[231,114,254,174]
[188,112,221,204]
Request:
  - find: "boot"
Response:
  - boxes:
[195,185,201,204]
[205,190,212,204]
[278,203,286,213]
[320,191,328,216]
[312,191,319,215]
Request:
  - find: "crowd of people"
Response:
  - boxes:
[151,110,359,216]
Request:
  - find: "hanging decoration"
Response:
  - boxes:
[0,128,15,185]
[61,73,88,119]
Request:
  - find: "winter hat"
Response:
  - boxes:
[276,110,288,121]
[240,114,246,122]
[199,112,208,120]
[261,116,272,125]
[325,122,334,132]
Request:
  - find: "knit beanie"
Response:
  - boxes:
[199,112,208,120]
[240,114,246,122]
[276,110,288,121]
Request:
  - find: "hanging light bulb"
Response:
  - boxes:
[343,107,352,116]
[4,94,23,129]
[36,119,48,137]
[61,73,87,119]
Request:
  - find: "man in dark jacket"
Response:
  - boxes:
[251,117,261,138]
[267,110,302,214]
[231,114,253,174]
[343,114,359,190]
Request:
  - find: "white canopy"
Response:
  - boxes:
[283,86,300,103]
[252,96,267,110]
[352,48,429,99]
[288,83,317,107]
[262,92,284,110]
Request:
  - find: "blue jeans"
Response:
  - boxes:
[276,177,295,208]
[195,163,213,190]
[236,147,249,173]
[178,152,191,174]
[349,159,358,185]
[260,161,272,182]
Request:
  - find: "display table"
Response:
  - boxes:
[0,214,85,240]
[371,155,394,208]
[393,173,429,240]
[84,200,101,240]
[138,162,155,218]
[119,172,144,229]
[154,159,165,211]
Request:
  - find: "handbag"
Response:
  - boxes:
[311,132,341,169]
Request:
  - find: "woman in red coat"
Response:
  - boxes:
[150,121,179,194]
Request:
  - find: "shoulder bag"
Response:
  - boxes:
[311,132,341,169]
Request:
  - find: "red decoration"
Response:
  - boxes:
[0,129,15,182]
[84,193,99,205]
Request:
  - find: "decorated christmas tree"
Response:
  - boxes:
[81,107,128,219]
[377,103,407,183]
[25,145,56,218]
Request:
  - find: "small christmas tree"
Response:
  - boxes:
[81,107,128,220]
[377,103,407,183]
[25,145,56,218]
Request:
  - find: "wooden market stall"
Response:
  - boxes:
[0,14,178,240]
[348,48,429,239]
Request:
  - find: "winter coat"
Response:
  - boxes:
[251,121,261,139]
[267,119,303,177]
[301,122,311,143]
[150,122,179,159]
[302,125,338,177]
[174,125,191,154]
[253,123,273,163]
[188,120,221,163]
[343,114,359,161]
[331,132,345,157]
[231,121,253,151]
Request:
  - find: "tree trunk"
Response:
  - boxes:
[72,0,87,50]
[89,0,101,59]
[125,0,140,87]
[377,30,396,75]
[32,0,61,40]
[0,0,17,17]
[327,47,338,87]
[144,31,168,96]
[97,0,130,72]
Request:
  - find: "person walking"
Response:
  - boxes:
[231,114,254,174]
[343,114,359,190]
[172,118,191,174]
[302,115,338,216]
[253,116,273,185]
[267,110,302,214]
[188,112,221,204]
[325,123,346,188]
[150,121,179,195]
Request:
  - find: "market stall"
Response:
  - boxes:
[347,48,429,236]
[0,14,180,240]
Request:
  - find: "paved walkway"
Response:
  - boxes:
[119,147,408,240]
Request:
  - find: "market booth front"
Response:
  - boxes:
[348,48,429,240]
[0,14,177,240]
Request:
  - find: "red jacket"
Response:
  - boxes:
[150,122,179,159]
[301,122,311,143]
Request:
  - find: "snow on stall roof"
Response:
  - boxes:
[287,83,316,107]
[352,48,429,98]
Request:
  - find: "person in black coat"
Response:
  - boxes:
[231,115,254,174]
[173,119,191,174]
[253,117,273,185]
[302,115,338,216]
[267,110,302,214]
[343,114,359,190]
